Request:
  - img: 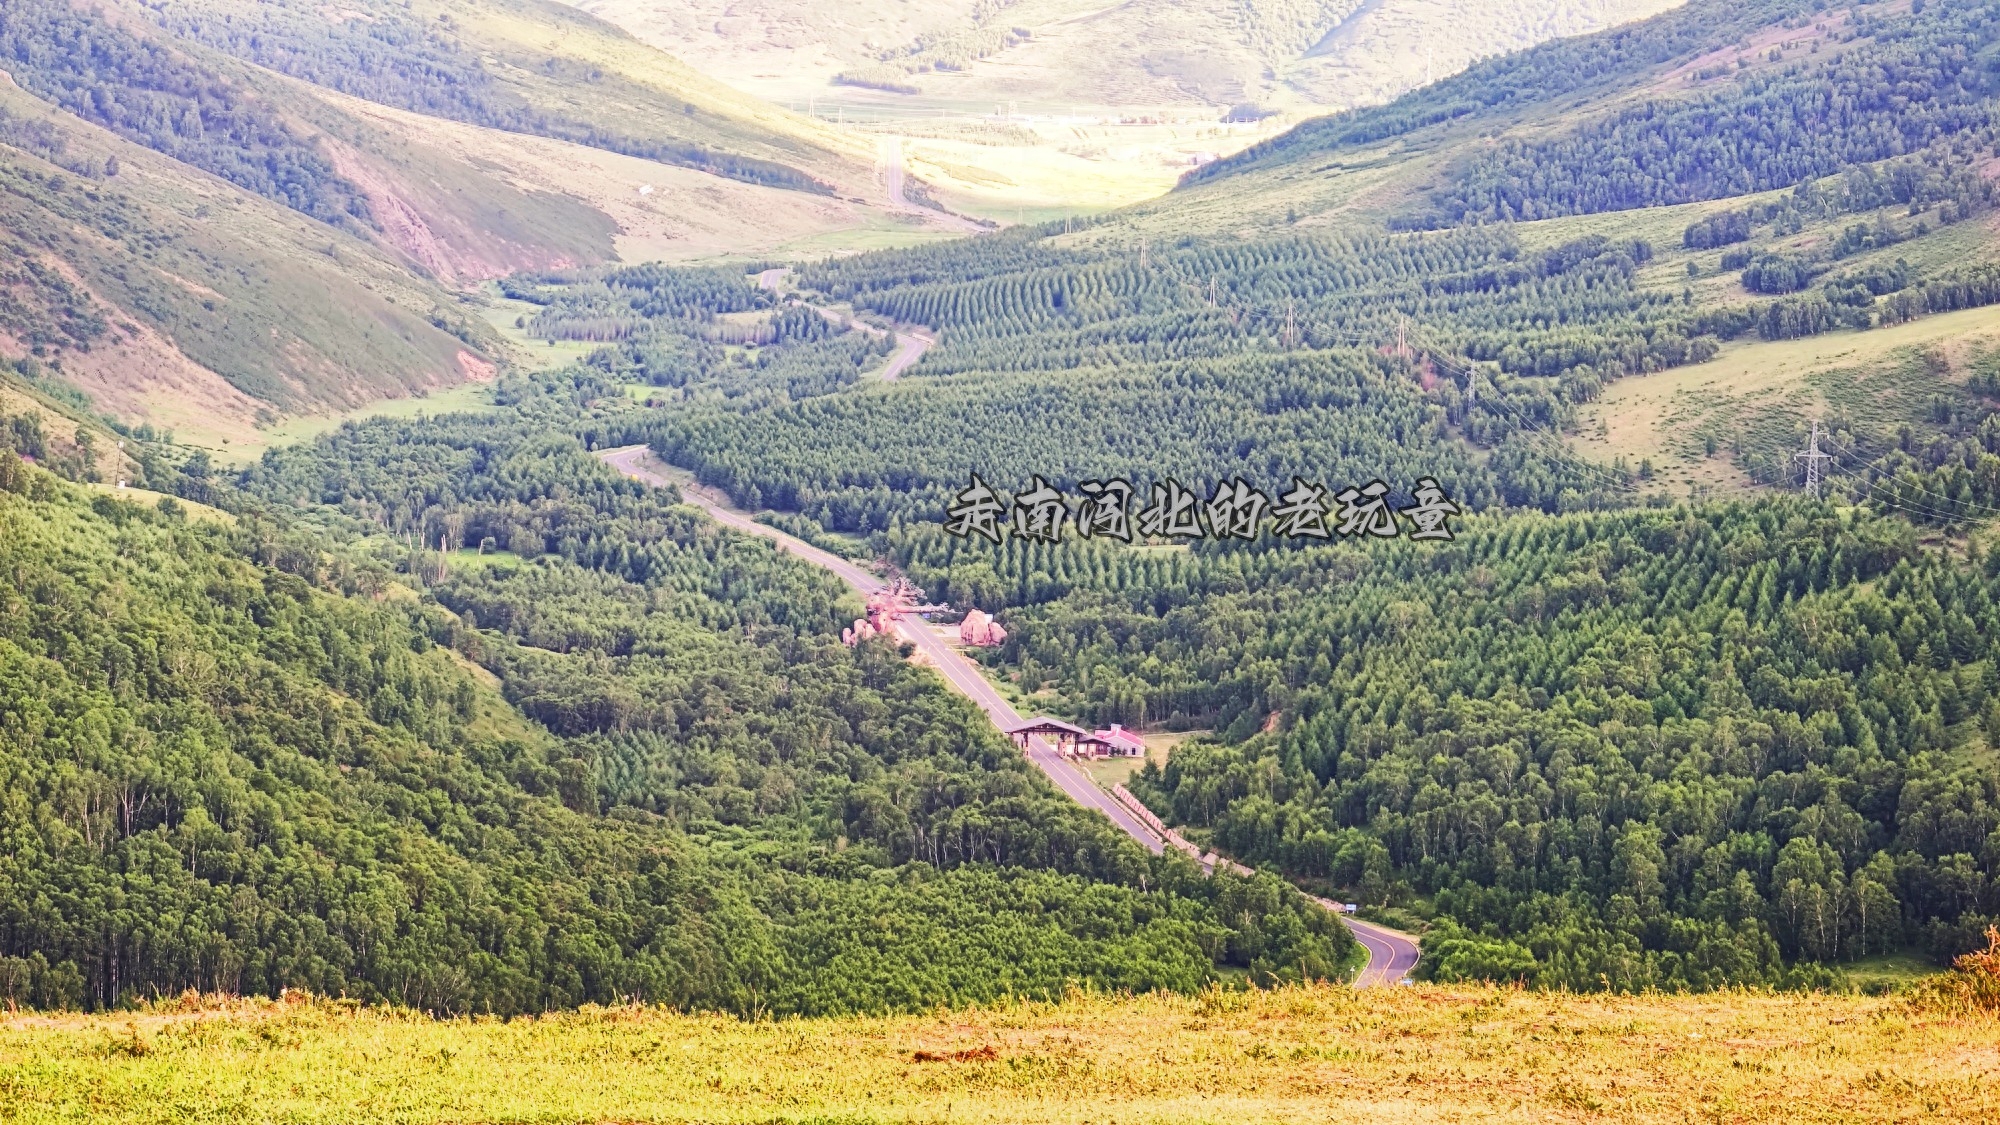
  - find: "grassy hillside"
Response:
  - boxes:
[142,0,873,191]
[301,88,898,269]
[1170,0,1992,228]
[0,0,959,448]
[0,364,141,482]
[2,979,1995,1123]
[0,81,496,447]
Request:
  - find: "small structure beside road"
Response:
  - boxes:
[1008,718,1148,760]
[1084,724,1146,758]
[843,576,950,646]
[959,608,1007,647]
[1004,716,1093,755]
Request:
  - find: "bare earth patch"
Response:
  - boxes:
[317,91,945,264]
[0,276,266,451]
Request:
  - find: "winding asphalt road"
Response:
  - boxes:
[597,444,1419,984]
[1333,910,1422,987]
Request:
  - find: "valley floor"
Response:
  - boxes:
[3,985,1992,1123]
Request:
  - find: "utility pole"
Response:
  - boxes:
[1797,420,1833,497]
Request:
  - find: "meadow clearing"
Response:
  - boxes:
[2,981,1994,1124]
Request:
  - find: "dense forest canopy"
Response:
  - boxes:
[1404,0,2000,227]
[5,0,2000,1013]
[629,203,2000,527]
[0,379,1353,1014]
[913,502,2000,988]
[0,0,370,226]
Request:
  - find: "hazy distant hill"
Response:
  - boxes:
[566,0,1684,114]
[147,0,876,193]
[0,0,936,442]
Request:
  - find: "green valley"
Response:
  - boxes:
[1,0,1998,1119]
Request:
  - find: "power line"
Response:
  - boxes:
[1419,348,1639,492]
[1402,320,1638,489]
[1797,421,1833,498]
[1816,430,2000,520]
[1135,241,2000,522]
[1758,424,1977,524]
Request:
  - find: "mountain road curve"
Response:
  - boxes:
[1334,912,1422,987]
[756,268,933,381]
[597,444,1420,984]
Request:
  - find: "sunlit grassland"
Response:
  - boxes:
[1077,753,1146,790]
[884,118,1286,220]
[412,0,876,180]
[297,87,867,267]
[775,213,970,256]
[474,285,604,372]
[1569,303,2000,494]
[211,382,502,467]
[3,985,1992,1124]
[1106,135,1428,242]
[1077,730,1194,792]
[82,483,233,525]
[1843,952,1954,994]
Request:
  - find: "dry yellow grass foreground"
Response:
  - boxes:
[2,985,1996,1124]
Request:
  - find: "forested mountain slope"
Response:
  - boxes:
[1169,0,1998,231]
[493,0,2000,991]
[0,364,1353,1012]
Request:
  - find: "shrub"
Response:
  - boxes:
[1908,927,2000,1016]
